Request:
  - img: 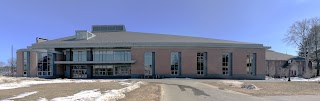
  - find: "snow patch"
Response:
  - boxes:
[73,79,97,83]
[266,76,320,81]
[4,91,38,100]
[51,89,102,101]
[97,80,113,82]
[0,76,46,84]
[0,79,71,90]
[0,79,110,90]
[47,81,146,101]
[37,98,49,101]
[96,81,146,101]
[219,80,244,88]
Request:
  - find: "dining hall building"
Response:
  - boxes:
[16,25,269,79]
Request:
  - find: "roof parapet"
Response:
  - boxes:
[75,30,96,40]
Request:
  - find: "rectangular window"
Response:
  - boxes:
[102,51,107,61]
[222,53,229,75]
[114,51,121,61]
[73,51,78,61]
[171,52,180,75]
[93,51,99,61]
[37,52,53,76]
[144,52,154,75]
[106,51,113,61]
[246,53,256,75]
[92,50,130,61]
[72,50,87,61]
[197,52,207,75]
[125,51,131,61]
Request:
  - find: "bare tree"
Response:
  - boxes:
[309,17,320,76]
[284,19,310,78]
[0,61,5,67]
[284,18,320,78]
[7,58,16,68]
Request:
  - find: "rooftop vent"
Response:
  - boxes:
[91,25,126,33]
[76,30,96,40]
[36,37,48,43]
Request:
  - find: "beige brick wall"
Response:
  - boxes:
[56,54,64,76]
[29,51,38,77]
[131,47,266,76]
[16,51,23,76]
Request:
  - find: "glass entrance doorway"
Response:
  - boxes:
[71,65,87,78]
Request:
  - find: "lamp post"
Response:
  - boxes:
[288,60,291,81]
[316,32,319,76]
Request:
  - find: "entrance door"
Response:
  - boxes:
[72,65,87,78]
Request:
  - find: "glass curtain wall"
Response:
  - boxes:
[23,52,28,76]
[93,50,131,61]
[37,52,53,76]
[73,50,87,61]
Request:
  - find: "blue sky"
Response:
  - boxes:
[0,0,320,64]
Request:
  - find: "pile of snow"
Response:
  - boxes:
[265,76,320,81]
[241,84,259,90]
[3,91,38,101]
[39,81,146,101]
[219,80,244,88]
[0,78,113,90]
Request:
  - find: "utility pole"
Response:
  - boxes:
[11,45,13,77]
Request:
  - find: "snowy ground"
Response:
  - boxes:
[0,76,146,101]
[265,76,320,81]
